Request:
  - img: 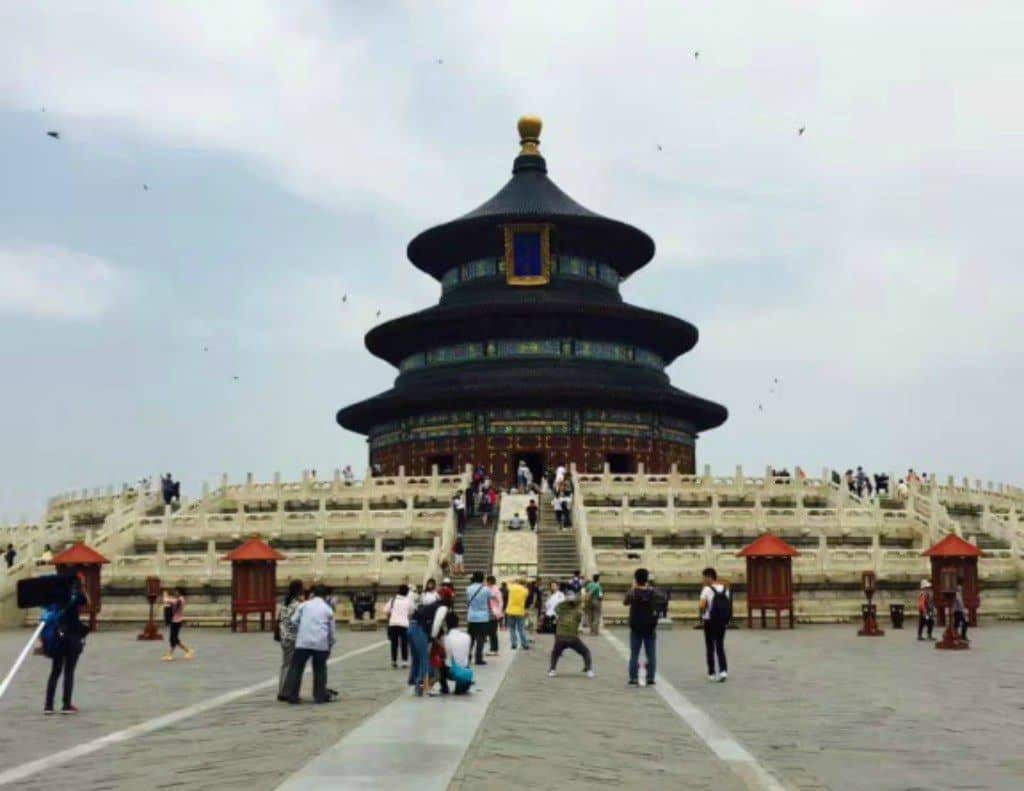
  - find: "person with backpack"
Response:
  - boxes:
[407,588,453,696]
[162,587,195,661]
[699,567,730,682]
[623,567,665,686]
[43,572,89,714]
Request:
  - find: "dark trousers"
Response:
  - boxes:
[954,611,969,639]
[169,621,183,648]
[917,615,935,639]
[703,621,727,675]
[282,647,329,702]
[468,621,489,663]
[45,638,82,709]
[388,625,408,663]
[488,619,499,652]
[550,636,592,671]
[628,630,656,682]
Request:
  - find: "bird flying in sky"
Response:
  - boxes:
[798,127,806,136]
[46,131,60,139]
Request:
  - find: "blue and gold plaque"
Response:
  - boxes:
[503,223,552,286]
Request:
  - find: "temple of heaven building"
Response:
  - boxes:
[337,117,727,483]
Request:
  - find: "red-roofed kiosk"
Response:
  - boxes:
[224,538,284,632]
[923,534,983,627]
[737,534,800,629]
[51,542,110,632]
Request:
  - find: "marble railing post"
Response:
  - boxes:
[703,532,714,567]
[871,533,881,575]
[206,540,217,580]
[817,534,827,574]
[315,538,326,578]
[156,539,166,576]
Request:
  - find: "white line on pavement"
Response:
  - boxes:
[276,647,518,790]
[0,639,387,787]
[603,631,789,791]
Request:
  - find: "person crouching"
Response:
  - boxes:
[547,591,594,678]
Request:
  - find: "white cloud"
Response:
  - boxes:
[0,244,130,319]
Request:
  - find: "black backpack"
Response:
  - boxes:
[708,585,732,627]
[414,600,444,631]
[629,587,660,633]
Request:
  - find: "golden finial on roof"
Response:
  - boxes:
[518,115,542,155]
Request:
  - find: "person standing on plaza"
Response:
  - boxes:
[699,567,730,682]
[954,576,969,641]
[385,583,414,668]
[44,572,89,714]
[526,499,538,531]
[624,567,664,686]
[543,580,565,633]
[548,591,594,678]
[162,587,195,661]
[505,576,531,650]
[276,580,305,700]
[917,579,936,641]
[281,585,336,704]
[584,573,603,635]
[486,574,503,655]
[465,571,494,665]
[4,543,15,569]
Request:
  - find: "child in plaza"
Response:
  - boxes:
[162,587,195,661]
[547,591,594,678]
[699,567,731,682]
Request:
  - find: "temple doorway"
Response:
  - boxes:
[520,451,545,488]
[605,452,636,474]
[427,454,456,475]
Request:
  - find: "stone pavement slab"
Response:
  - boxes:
[278,647,517,790]
[449,632,747,790]
[647,622,1024,791]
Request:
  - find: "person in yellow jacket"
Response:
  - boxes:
[504,577,531,651]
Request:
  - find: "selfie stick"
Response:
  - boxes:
[0,622,45,700]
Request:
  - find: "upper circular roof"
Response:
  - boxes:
[407,118,656,279]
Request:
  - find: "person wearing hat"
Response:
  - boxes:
[547,590,594,678]
[917,579,936,641]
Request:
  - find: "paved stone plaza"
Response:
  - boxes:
[1,623,1022,790]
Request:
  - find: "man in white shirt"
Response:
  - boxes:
[699,567,730,682]
[544,581,566,632]
[281,585,336,703]
[507,512,526,531]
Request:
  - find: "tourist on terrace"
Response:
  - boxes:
[439,577,456,602]
[896,479,909,501]
[276,580,305,700]
[385,584,414,668]
[486,574,503,655]
[161,473,181,506]
[874,473,890,496]
[452,490,466,534]
[517,460,529,492]
[505,577,531,650]
[548,591,594,678]
[421,578,439,606]
[162,587,195,661]
[526,499,538,530]
[855,467,868,498]
[43,571,89,714]
[451,536,465,574]
[442,612,474,694]
[584,574,603,635]
[342,465,354,483]
[917,580,936,641]
[699,568,731,682]
[466,571,494,665]
[39,544,54,565]
[4,543,15,569]
[624,568,665,686]
[407,587,452,696]
[281,585,336,704]
[907,469,921,485]
[507,511,526,531]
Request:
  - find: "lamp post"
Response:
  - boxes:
[857,570,884,636]
[137,576,163,641]
[936,566,969,650]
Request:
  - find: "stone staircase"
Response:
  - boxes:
[451,514,496,621]
[537,498,579,582]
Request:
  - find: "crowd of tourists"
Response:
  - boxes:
[836,466,936,502]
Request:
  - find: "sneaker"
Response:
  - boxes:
[391,662,398,669]
[185,649,196,660]
[161,654,174,661]
[43,707,54,715]
[646,679,656,687]
[708,674,719,682]
[718,672,728,683]
[475,660,488,666]
[628,679,639,686]
[400,661,408,668]
[548,670,557,677]
[586,670,595,678]
[61,705,79,715]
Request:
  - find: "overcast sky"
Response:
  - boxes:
[1,2,1021,519]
